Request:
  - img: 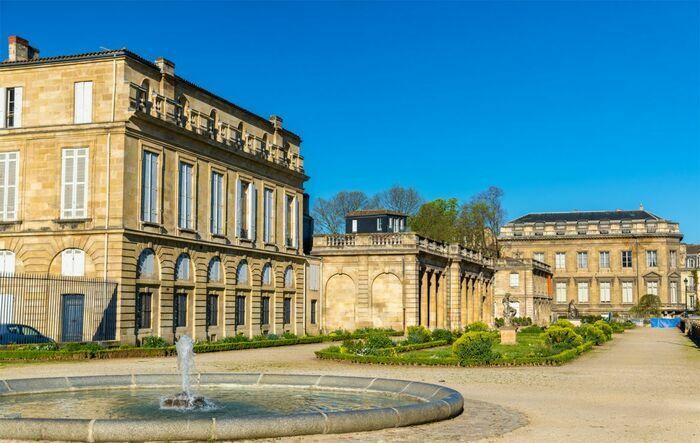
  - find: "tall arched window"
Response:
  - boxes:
[284,266,294,289]
[237,260,249,285]
[262,263,272,286]
[175,253,191,281]
[208,257,222,283]
[137,249,157,279]
[0,250,15,275]
[61,249,85,277]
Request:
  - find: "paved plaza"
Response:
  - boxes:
[0,328,697,442]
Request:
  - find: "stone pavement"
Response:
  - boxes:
[0,327,697,442]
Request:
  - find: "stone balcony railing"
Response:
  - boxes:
[500,220,681,238]
[313,232,494,267]
[128,84,305,174]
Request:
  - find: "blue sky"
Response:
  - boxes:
[1,1,698,241]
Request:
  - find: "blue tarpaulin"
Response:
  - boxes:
[650,318,681,328]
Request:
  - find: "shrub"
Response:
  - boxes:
[141,336,169,348]
[218,334,250,343]
[609,322,625,333]
[281,332,297,340]
[61,342,105,353]
[340,339,363,354]
[340,333,395,356]
[513,317,532,327]
[580,315,603,324]
[406,325,432,344]
[265,333,279,341]
[452,331,500,364]
[552,319,575,329]
[542,326,583,349]
[465,321,490,332]
[519,325,543,334]
[252,335,270,341]
[494,318,505,328]
[574,324,607,345]
[593,320,613,340]
[431,328,454,343]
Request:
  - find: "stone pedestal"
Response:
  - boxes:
[499,327,517,345]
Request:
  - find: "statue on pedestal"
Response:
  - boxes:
[567,300,578,320]
[502,293,517,327]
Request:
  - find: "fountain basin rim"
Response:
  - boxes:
[0,373,464,442]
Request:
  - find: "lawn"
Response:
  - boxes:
[405,332,550,360]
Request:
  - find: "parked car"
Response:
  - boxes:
[0,324,54,345]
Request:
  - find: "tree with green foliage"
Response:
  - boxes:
[629,294,661,319]
[408,198,460,243]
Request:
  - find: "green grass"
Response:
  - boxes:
[405,332,550,360]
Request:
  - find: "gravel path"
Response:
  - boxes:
[0,328,697,442]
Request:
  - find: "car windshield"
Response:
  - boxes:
[21,326,39,336]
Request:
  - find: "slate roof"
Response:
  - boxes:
[510,210,663,224]
[0,48,301,141]
[346,210,407,218]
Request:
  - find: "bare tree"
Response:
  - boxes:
[312,191,369,234]
[371,185,424,216]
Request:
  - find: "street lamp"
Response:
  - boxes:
[684,278,689,318]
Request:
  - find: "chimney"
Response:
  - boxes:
[7,36,39,62]
[155,57,176,99]
[269,115,283,130]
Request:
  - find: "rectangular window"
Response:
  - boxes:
[646,281,658,296]
[210,172,224,235]
[556,282,567,303]
[622,251,633,268]
[284,194,297,247]
[0,86,23,128]
[509,272,519,288]
[600,282,611,303]
[235,295,246,326]
[0,152,19,221]
[351,219,358,233]
[669,250,677,268]
[310,300,317,325]
[73,81,93,124]
[237,180,255,240]
[646,250,657,267]
[263,188,274,243]
[622,282,633,304]
[136,292,152,329]
[577,282,589,303]
[577,252,588,269]
[283,298,291,324]
[178,162,193,229]
[174,293,187,327]
[376,218,382,231]
[261,296,270,325]
[533,252,545,263]
[555,253,566,270]
[141,151,158,223]
[206,294,218,326]
[308,264,320,291]
[670,282,678,304]
[61,148,88,219]
[599,251,610,269]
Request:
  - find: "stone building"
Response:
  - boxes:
[499,208,684,318]
[681,244,699,311]
[0,36,319,344]
[345,210,408,234]
[311,232,495,332]
[493,258,553,326]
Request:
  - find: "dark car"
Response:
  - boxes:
[0,324,54,345]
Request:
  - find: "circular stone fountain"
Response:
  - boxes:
[0,373,463,441]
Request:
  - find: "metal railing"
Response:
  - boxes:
[0,273,117,344]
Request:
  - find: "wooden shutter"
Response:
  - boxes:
[293,195,299,247]
[141,152,151,221]
[150,154,157,222]
[74,82,92,124]
[61,149,75,218]
[236,179,242,237]
[74,149,88,218]
[12,87,21,128]
[4,152,17,221]
[0,250,15,275]
[249,183,257,240]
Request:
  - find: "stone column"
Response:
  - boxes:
[460,275,468,329]
[429,272,438,328]
[419,269,428,326]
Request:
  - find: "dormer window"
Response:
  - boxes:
[534,222,544,236]
[555,222,566,235]
[621,222,632,234]
[576,221,588,235]
[646,221,657,233]
[598,220,610,234]
[513,225,523,237]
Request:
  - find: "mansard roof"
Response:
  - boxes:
[510,210,664,224]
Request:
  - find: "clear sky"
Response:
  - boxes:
[1,1,699,241]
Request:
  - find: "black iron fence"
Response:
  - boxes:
[0,273,117,344]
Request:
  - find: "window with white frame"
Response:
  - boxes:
[284,194,297,247]
[622,250,633,268]
[261,263,272,286]
[622,281,633,304]
[646,280,658,296]
[555,252,566,269]
[599,251,610,269]
[577,282,589,303]
[646,250,657,267]
[208,257,222,283]
[351,219,357,233]
[509,272,519,288]
[0,86,23,128]
[0,152,19,221]
[61,148,88,219]
[263,188,274,243]
[73,81,93,124]
[136,249,156,279]
[236,261,249,285]
[533,252,545,263]
[556,282,567,303]
[284,266,294,289]
[0,250,15,275]
[236,179,255,240]
[308,264,320,291]
[141,151,158,223]
[175,253,191,281]
[670,281,678,304]
[599,281,611,303]
[376,218,382,231]
[577,251,588,269]
[687,257,696,268]
[669,250,677,268]
[210,171,224,235]
[178,162,194,230]
[61,249,85,277]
